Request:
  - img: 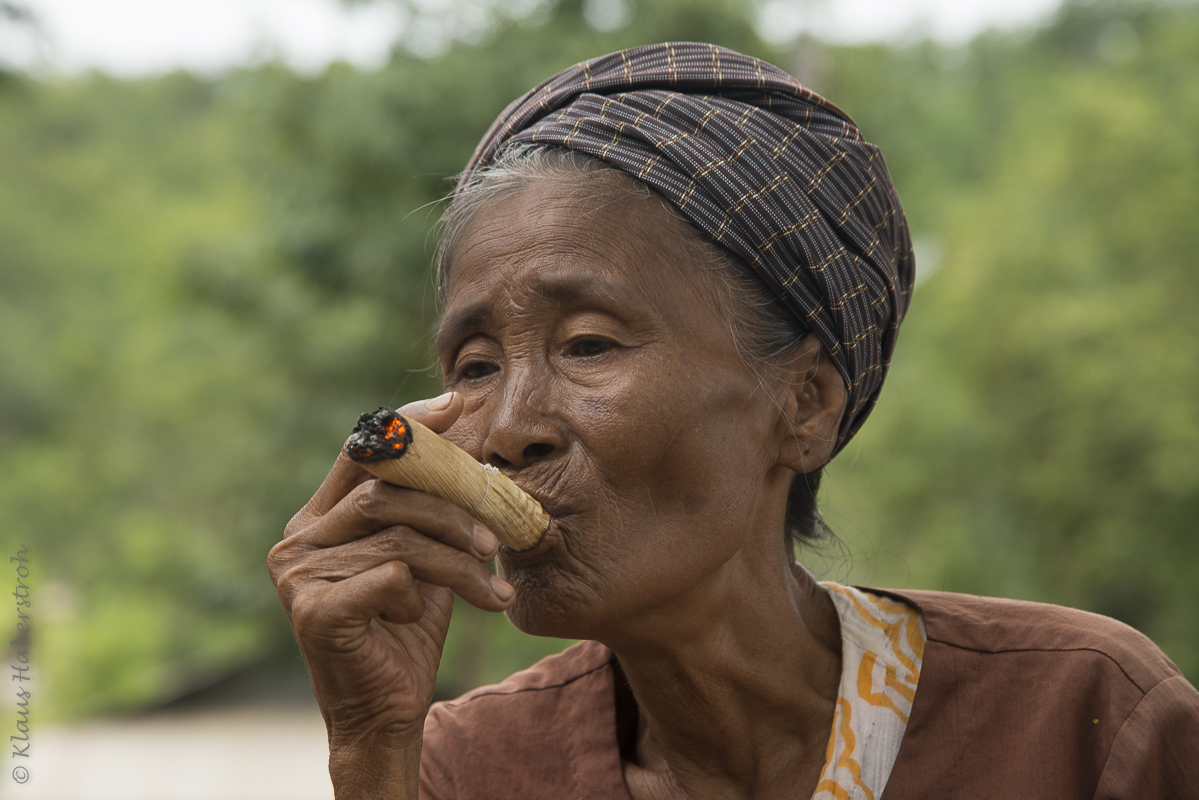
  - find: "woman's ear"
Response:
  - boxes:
[776,337,847,475]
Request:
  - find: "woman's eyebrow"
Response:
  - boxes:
[436,305,492,352]
[440,275,647,350]
[529,275,637,309]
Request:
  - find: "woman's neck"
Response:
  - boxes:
[601,558,842,800]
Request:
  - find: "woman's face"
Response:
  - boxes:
[437,178,795,641]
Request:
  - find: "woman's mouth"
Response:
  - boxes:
[499,514,564,561]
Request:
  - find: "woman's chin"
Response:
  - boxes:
[501,565,605,640]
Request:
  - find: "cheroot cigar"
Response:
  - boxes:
[345,407,549,551]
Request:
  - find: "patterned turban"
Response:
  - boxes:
[463,42,915,454]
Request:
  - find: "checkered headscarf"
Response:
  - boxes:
[463,42,915,454]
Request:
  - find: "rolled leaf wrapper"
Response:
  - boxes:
[345,407,549,551]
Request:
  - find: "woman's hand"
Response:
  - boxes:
[267,392,514,797]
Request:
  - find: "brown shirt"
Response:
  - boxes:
[420,590,1199,799]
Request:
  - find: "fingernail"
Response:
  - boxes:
[473,524,498,556]
[425,392,455,411]
[491,576,514,600]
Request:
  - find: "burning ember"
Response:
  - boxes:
[346,407,414,463]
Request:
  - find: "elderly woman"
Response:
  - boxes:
[269,44,1199,799]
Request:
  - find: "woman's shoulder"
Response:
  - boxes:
[873,588,1199,799]
[875,587,1180,689]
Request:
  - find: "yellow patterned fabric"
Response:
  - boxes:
[815,584,926,800]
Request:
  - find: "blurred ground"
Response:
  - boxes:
[3,665,331,799]
[14,705,331,800]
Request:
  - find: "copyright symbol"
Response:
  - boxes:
[12,766,28,783]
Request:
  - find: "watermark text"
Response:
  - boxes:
[11,545,30,782]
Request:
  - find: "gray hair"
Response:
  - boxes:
[435,145,828,547]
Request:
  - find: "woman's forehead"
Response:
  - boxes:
[439,269,646,343]
[443,181,705,311]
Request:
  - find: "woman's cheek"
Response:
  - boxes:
[443,402,489,456]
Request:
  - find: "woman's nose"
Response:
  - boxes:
[481,373,565,469]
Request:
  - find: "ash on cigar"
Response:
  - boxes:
[346,407,413,463]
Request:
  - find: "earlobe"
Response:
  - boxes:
[776,339,848,475]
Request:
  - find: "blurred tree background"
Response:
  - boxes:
[2,0,1196,720]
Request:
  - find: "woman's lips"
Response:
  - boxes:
[499,513,564,561]
[497,483,567,560]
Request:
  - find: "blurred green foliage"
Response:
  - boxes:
[1,0,1196,719]
[824,0,1199,676]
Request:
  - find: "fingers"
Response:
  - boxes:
[280,528,513,614]
[292,561,429,635]
[287,393,466,533]
[312,480,498,557]
[270,390,511,627]
[287,452,372,534]
[270,481,503,602]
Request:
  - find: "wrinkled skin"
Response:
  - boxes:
[270,177,848,799]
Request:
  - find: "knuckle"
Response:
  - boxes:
[371,526,417,558]
[350,479,390,524]
[283,509,308,540]
[383,560,414,588]
[273,564,308,608]
[451,546,481,572]
[266,539,296,584]
[445,551,488,591]
[288,591,324,634]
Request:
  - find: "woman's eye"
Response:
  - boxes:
[459,360,498,380]
[569,338,613,357]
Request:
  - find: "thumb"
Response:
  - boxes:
[397,391,464,434]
